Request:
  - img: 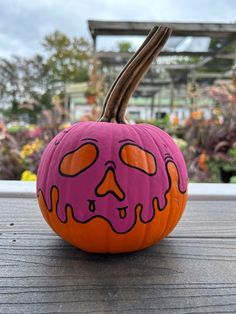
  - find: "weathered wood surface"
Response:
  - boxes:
[0,198,236,313]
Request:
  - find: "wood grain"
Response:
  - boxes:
[0,198,236,313]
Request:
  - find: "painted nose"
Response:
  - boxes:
[95,167,125,201]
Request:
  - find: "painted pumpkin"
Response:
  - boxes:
[37,26,188,253]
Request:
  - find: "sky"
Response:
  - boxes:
[0,0,236,58]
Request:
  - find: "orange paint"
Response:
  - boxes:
[120,144,156,175]
[95,168,125,201]
[59,143,98,176]
[38,161,187,253]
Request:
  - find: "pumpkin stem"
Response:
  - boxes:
[98,26,172,123]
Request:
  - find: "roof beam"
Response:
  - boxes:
[88,20,236,38]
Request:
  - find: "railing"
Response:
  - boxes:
[0,181,235,201]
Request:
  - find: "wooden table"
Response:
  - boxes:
[0,193,236,313]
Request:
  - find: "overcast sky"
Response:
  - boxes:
[0,0,236,58]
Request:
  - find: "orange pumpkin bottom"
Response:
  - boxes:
[38,162,187,253]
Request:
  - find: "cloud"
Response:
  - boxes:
[0,0,235,57]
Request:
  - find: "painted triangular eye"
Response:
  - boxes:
[119,144,157,175]
[59,143,98,177]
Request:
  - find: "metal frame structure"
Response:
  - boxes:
[87,20,236,115]
[88,20,236,66]
[88,20,236,70]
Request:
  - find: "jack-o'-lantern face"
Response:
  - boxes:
[37,122,188,235]
[58,139,157,223]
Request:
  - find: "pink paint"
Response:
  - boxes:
[37,121,188,234]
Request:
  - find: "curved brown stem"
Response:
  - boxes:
[98,26,159,121]
[116,27,172,123]
[98,26,172,123]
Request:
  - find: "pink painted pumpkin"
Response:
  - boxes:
[37,26,188,253]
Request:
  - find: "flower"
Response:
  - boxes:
[20,138,43,159]
[60,122,71,130]
[21,170,37,181]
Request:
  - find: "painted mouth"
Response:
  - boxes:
[88,199,96,212]
[88,199,127,219]
[117,206,128,219]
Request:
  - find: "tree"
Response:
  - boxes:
[0,55,52,121]
[42,31,91,84]
[0,31,92,121]
[0,57,21,108]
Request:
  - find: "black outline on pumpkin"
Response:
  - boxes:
[37,184,59,213]
[119,143,157,176]
[58,142,99,177]
[80,138,98,142]
[164,156,174,162]
[38,184,145,234]
[37,160,188,235]
[88,199,96,212]
[117,206,128,219]
[95,167,125,201]
[158,160,187,212]
[104,160,116,169]
[118,139,136,143]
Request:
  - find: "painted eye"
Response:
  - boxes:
[59,143,98,177]
[119,144,157,175]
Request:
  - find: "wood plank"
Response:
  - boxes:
[0,198,236,313]
[0,199,236,238]
[0,238,236,314]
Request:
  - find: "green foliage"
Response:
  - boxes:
[222,148,236,172]
[142,115,170,130]
[43,31,91,83]
[230,176,236,183]
[203,136,236,182]
[0,31,92,121]
[206,158,222,182]
[117,41,133,53]
[228,147,236,158]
